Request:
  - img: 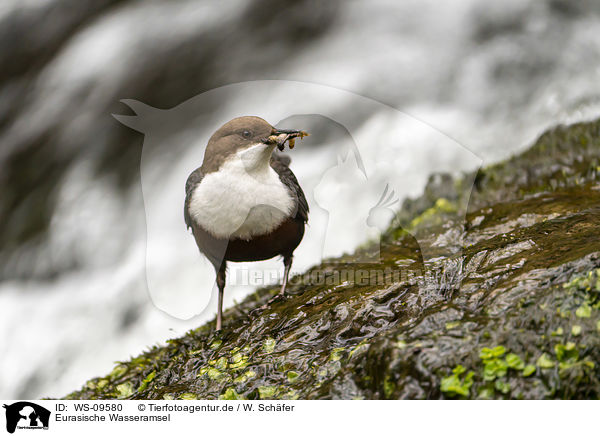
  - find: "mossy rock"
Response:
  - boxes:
[65,119,600,400]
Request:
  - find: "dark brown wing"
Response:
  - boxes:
[184,167,204,230]
[270,153,309,223]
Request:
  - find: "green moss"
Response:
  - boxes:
[214,356,228,369]
[229,352,249,369]
[138,371,156,392]
[210,339,222,350]
[483,359,507,381]
[329,347,345,362]
[445,321,460,330]
[258,386,277,399]
[576,304,592,318]
[479,346,518,382]
[109,365,127,381]
[441,365,474,398]
[536,354,555,369]
[349,340,370,358]
[219,388,242,400]
[383,374,395,398]
[522,365,536,377]
[409,198,457,230]
[479,346,506,360]
[505,354,525,370]
[477,386,495,399]
[207,367,226,381]
[115,383,133,399]
[280,389,300,400]
[233,370,256,384]
[494,379,511,394]
[286,371,299,383]
[555,342,578,364]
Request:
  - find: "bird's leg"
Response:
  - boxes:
[280,255,293,295]
[216,263,226,331]
[250,256,294,316]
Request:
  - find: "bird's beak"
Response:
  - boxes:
[264,128,309,151]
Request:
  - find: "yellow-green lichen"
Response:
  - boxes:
[210,339,222,350]
[229,352,249,369]
[233,370,256,384]
[329,347,345,362]
[286,371,299,383]
[575,303,592,318]
[258,385,277,399]
[445,321,460,330]
[409,198,457,230]
[219,388,242,400]
[115,383,133,399]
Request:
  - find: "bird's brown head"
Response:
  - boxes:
[202,116,308,173]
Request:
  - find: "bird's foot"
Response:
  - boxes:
[264,292,287,307]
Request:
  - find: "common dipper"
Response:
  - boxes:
[184,116,309,330]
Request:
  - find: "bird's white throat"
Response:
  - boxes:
[189,143,294,240]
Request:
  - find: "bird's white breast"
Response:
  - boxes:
[188,150,294,240]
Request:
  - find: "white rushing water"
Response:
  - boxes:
[2,0,600,398]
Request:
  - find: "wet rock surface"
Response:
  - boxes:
[66,119,600,399]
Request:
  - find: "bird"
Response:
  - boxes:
[184,116,309,330]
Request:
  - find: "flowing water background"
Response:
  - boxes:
[1,0,599,398]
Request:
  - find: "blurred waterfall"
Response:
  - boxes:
[1,0,599,398]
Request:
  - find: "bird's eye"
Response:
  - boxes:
[242,130,251,138]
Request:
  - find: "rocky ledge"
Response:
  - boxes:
[66,119,600,400]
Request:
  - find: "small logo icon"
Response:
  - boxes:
[3,402,50,434]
